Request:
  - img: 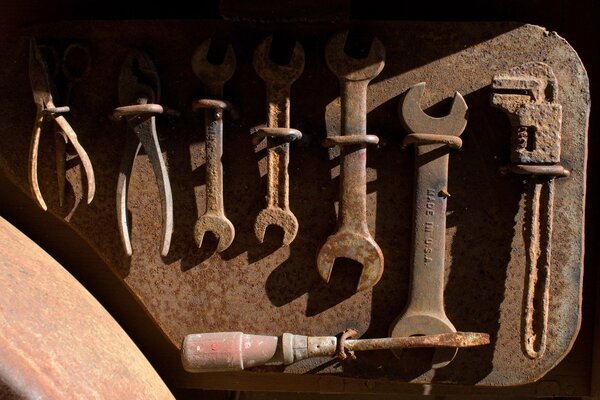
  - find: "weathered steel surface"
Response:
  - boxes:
[0,21,589,388]
[0,216,174,399]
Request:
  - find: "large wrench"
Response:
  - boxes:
[191,39,236,252]
[390,82,467,369]
[317,31,385,292]
[252,36,304,246]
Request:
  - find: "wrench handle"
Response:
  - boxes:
[267,85,291,129]
[407,144,451,314]
[204,107,225,214]
[265,84,292,211]
[338,80,370,234]
[340,80,368,135]
[523,177,554,358]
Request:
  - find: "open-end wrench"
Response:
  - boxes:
[191,39,236,252]
[252,35,304,246]
[317,31,385,292]
[113,50,173,257]
[389,82,468,369]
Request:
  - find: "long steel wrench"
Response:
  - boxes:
[191,39,236,252]
[252,35,304,246]
[317,31,385,292]
[390,82,468,369]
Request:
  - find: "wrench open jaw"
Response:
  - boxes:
[252,35,304,246]
[401,82,468,135]
[317,230,384,293]
[191,39,236,252]
[390,82,468,369]
[114,50,173,257]
[192,39,236,94]
[252,36,304,84]
[254,207,298,246]
[194,213,235,253]
[317,31,385,292]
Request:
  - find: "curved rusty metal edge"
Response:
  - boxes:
[0,216,174,399]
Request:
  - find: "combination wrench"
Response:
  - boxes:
[191,39,236,252]
[317,31,385,292]
[252,36,304,246]
[390,82,468,368]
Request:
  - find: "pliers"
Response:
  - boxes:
[28,38,95,210]
[113,50,173,257]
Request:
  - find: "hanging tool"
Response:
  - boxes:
[113,50,173,257]
[191,39,236,252]
[181,329,489,373]
[28,38,95,211]
[390,82,469,369]
[317,30,385,292]
[252,35,304,246]
[491,62,569,359]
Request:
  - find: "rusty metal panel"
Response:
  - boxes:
[0,216,174,399]
[0,21,589,389]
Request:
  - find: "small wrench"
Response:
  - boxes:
[317,31,385,292]
[191,39,236,252]
[252,35,304,246]
[390,82,468,369]
[113,50,173,257]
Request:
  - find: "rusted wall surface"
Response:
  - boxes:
[0,20,589,388]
